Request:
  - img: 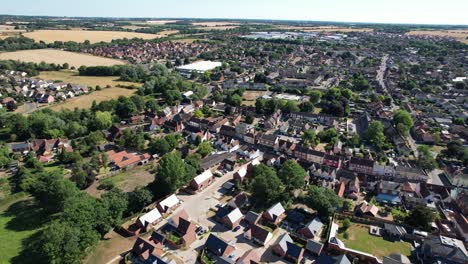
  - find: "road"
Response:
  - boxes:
[104,163,243,264]
[376,54,397,111]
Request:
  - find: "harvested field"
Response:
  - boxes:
[23,29,162,44]
[0,24,25,39]
[46,87,136,111]
[145,20,178,25]
[193,21,240,30]
[37,70,140,89]
[192,22,240,27]
[174,38,199,44]
[0,49,126,68]
[407,30,468,44]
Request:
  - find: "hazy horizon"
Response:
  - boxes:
[2,0,468,26]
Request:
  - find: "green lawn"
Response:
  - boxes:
[0,193,49,264]
[337,223,412,259]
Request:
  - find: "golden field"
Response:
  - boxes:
[46,87,136,111]
[22,29,163,44]
[407,30,468,44]
[0,49,126,68]
[37,70,140,89]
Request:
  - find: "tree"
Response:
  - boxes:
[306,185,343,220]
[418,145,437,171]
[194,109,204,118]
[198,141,213,157]
[254,72,267,83]
[309,90,322,105]
[364,121,386,150]
[405,206,434,231]
[24,152,44,171]
[255,98,266,114]
[249,165,283,208]
[164,134,179,150]
[279,160,306,191]
[152,152,186,197]
[95,188,128,237]
[29,171,79,213]
[145,98,159,112]
[302,129,319,147]
[127,187,153,214]
[150,138,171,155]
[281,101,300,114]
[0,144,11,168]
[39,220,92,264]
[94,111,112,130]
[318,128,338,143]
[342,218,351,230]
[71,164,88,189]
[393,110,414,136]
[300,101,314,113]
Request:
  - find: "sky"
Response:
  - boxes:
[2,0,468,25]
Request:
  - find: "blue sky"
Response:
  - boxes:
[2,0,467,25]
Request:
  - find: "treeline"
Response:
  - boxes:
[78,65,148,82]
[9,158,154,263]
[0,59,69,76]
[0,35,173,52]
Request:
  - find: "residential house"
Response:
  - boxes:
[348,157,375,175]
[356,201,379,217]
[131,237,172,264]
[136,208,163,232]
[419,236,468,264]
[258,134,279,149]
[244,211,261,226]
[190,170,214,191]
[305,240,324,256]
[235,249,261,264]
[263,202,286,225]
[298,218,324,240]
[272,233,304,263]
[322,154,341,168]
[245,224,273,246]
[106,150,150,170]
[157,194,180,215]
[204,234,235,257]
[216,207,244,230]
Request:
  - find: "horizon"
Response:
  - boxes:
[2,14,468,27]
[2,0,468,26]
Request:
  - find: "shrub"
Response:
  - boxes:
[342,218,351,230]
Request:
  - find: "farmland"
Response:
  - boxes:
[46,87,136,111]
[407,30,468,44]
[0,49,126,68]
[22,29,170,44]
[37,70,140,89]
[193,21,240,30]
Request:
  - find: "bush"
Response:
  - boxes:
[342,218,351,230]
[98,178,115,190]
[343,231,349,239]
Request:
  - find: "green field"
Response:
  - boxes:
[337,223,412,259]
[0,192,48,264]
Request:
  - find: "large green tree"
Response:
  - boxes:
[153,152,186,197]
[306,185,343,220]
[393,110,414,136]
[279,160,307,191]
[364,121,387,150]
